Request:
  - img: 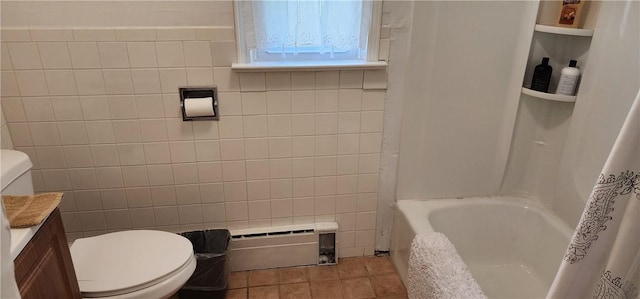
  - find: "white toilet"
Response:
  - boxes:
[70,230,196,299]
[0,150,197,299]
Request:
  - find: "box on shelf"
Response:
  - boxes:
[557,0,585,28]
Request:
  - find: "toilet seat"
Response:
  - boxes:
[70,230,195,298]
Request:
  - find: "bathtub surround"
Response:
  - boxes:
[548,92,640,299]
[373,0,638,255]
[388,2,640,298]
[388,0,639,258]
[374,0,413,252]
[548,1,640,226]
[502,1,640,227]
[0,25,387,258]
[396,1,539,200]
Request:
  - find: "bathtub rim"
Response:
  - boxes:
[395,195,574,238]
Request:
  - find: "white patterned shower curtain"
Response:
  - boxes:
[547,90,640,299]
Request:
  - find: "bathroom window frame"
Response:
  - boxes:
[231,0,386,72]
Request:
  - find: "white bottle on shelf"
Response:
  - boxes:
[556,60,580,95]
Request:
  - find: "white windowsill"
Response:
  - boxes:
[231,60,388,72]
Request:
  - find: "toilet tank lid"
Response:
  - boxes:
[1,150,33,192]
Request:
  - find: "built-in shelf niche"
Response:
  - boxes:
[521,0,600,102]
[522,30,591,98]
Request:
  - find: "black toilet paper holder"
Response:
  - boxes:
[179,87,219,121]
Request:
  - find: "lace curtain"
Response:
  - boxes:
[240,0,371,61]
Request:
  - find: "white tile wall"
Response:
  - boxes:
[0,27,387,257]
[1,106,13,149]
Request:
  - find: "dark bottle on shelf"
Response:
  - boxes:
[530,57,553,92]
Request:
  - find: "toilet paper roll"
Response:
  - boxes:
[184,97,215,117]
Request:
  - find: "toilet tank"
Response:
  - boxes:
[0,150,34,196]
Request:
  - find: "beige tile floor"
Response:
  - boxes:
[224,256,407,299]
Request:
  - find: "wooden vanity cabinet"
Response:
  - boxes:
[13,208,81,299]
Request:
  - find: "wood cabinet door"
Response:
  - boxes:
[14,208,81,299]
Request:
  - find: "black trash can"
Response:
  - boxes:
[178,229,231,299]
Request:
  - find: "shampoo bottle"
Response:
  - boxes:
[531,57,553,92]
[556,60,580,96]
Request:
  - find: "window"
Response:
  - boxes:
[233,0,384,70]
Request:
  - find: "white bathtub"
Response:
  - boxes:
[390,197,573,299]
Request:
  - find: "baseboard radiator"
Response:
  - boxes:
[229,222,338,271]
